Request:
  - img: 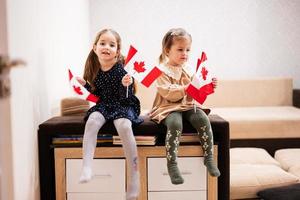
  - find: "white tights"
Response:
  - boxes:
[79,111,139,200]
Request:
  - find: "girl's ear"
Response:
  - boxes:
[93,45,97,53]
[165,49,169,56]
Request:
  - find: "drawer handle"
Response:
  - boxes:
[93,174,112,178]
[162,171,192,176]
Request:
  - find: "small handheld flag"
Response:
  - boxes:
[68,69,99,103]
[124,45,162,88]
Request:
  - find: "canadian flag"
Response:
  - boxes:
[124,45,162,87]
[186,52,215,104]
[68,69,99,103]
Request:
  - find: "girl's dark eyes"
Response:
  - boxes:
[99,42,116,47]
[177,49,190,52]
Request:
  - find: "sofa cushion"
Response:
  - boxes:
[211,106,300,139]
[275,149,300,178]
[230,148,280,166]
[204,78,293,107]
[230,164,299,199]
[275,149,300,170]
[60,97,90,116]
[257,183,300,200]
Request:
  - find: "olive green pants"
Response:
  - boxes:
[163,108,219,183]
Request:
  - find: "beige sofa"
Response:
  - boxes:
[200,77,300,199]
[204,77,300,139]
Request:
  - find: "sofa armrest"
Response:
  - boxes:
[293,89,300,108]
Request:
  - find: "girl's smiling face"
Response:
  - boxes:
[93,31,119,62]
[167,37,191,66]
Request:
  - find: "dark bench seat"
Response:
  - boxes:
[38,114,229,200]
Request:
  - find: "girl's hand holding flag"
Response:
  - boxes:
[212,77,218,89]
[68,69,99,103]
[76,76,86,86]
[121,74,133,86]
[121,74,133,97]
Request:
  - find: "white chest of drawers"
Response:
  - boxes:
[54,146,217,200]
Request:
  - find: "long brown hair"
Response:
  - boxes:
[83,29,124,90]
[159,28,192,64]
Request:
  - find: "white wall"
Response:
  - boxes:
[6,0,90,199]
[90,0,300,88]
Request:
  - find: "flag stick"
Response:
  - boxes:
[126,84,129,98]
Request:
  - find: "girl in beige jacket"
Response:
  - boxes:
[150,28,220,185]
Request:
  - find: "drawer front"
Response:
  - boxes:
[66,159,125,192]
[67,192,125,200]
[148,191,206,200]
[148,157,207,191]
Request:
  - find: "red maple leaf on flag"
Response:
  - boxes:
[133,61,146,73]
[201,67,208,80]
[73,85,83,95]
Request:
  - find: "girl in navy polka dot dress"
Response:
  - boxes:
[76,29,143,200]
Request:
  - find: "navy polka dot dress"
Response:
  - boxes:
[84,62,143,125]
